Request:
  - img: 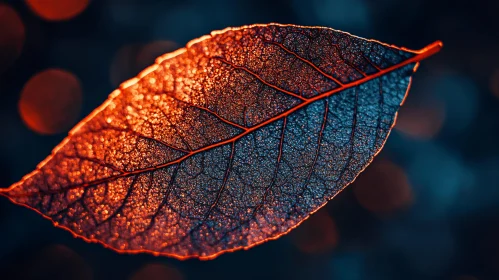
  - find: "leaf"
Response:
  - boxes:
[0,24,442,260]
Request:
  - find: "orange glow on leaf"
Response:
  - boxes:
[26,0,89,21]
[1,24,441,260]
[18,69,83,135]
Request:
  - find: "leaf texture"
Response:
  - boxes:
[0,24,442,260]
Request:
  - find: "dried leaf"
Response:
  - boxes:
[0,24,442,259]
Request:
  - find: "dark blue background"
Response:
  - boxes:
[1,0,498,279]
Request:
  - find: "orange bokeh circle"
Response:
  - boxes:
[25,0,89,21]
[110,41,177,87]
[353,159,413,214]
[25,244,93,280]
[395,103,445,140]
[136,40,177,69]
[130,263,183,280]
[0,3,25,73]
[19,69,83,135]
[290,209,339,254]
[490,69,499,99]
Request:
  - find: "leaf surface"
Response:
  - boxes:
[1,24,441,260]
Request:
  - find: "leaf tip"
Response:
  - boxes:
[416,40,443,59]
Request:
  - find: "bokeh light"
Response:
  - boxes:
[137,40,177,70]
[110,41,177,87]
[383,221,456,277]
[0,0,498,279]
[110,44,141,87]
[289,209,339,254]
[463,158,499,215]
[130,263,183,280]
[490,69,499,99]
[26,0,90,21]
[18,69,83,135]
[407,142,474,220]
[432,73,479,134]
[0,3,25,74]
[353,159,413,215]
[395,101,445,140]
[330,251,366,280]
[23,244,92,280]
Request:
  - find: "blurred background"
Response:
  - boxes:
[0,0,498,279]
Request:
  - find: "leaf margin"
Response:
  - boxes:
[0,23,443,260]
